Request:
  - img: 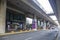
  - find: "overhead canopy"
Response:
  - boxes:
[7,0,57,25]
[49,0,59,25]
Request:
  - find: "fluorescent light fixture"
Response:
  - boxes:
[49,15,57,20]
[33,0,54,14]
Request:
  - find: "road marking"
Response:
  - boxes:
[25,37,32,40]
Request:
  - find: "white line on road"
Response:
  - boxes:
[25,37,32,40]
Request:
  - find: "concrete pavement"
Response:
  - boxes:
[0,30,58,40]
[56,29,60,40]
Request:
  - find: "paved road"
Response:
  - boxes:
[0,30,58,40]
[56,29,60,40]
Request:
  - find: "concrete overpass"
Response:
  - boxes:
[0,0,58,33]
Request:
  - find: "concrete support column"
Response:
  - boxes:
[37,20,40,29]
[47,22,50,29]
[43,20,46,30]
[32,15,37,30]
[0,0,6,33]
[48,22,50,27]
[23,15,26,30]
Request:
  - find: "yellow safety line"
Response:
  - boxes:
[0,30,34,36]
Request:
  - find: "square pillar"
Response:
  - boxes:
[0,0,6,33]
[40,21,44,29]
[23,15,26,30]
[32,15,37,30]
[43,20,46,30]
[37,20,40,29]
[46,22,50,29]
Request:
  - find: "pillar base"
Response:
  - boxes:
[32,29,37,31]
[43,29,46,30]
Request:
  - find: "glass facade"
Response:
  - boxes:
[6,10,26,32]
[26,17,32,30]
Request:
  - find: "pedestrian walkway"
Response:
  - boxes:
[0,30,35,36]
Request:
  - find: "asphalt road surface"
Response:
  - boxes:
[0,30,58,40]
